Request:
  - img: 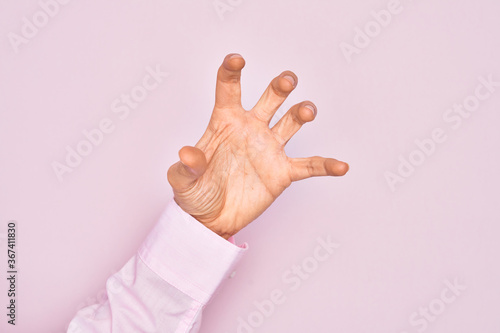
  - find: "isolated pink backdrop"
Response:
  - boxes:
[1,0,499,332]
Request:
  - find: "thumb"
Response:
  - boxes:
[167,146,208,191]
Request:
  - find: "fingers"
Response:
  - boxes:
[271,101,317,144]
[252,71,298,123]
[215,53,246,108]
[167,146,208,190]
[289,156,349,182]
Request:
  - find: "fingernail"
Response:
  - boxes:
[282,75,296,87]
[305,104,317,116]
[180,160,196,175]
[229,53,242,59]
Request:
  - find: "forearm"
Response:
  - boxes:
[68,199,248,332]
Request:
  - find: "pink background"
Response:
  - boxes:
[1,0,499,332]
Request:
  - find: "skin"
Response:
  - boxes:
[167,53,349,239]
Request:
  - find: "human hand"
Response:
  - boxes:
[167,54,348,239]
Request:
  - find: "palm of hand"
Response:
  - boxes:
[168,54,348,239]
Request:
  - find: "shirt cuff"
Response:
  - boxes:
[138,199,248,304]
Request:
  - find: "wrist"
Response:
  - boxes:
[201,220,237,240]
[173,198,237,240]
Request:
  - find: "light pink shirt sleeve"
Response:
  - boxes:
[67,199,248,332]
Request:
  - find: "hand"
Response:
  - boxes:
[167,54,349,239]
